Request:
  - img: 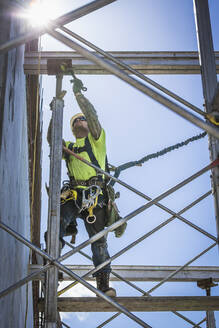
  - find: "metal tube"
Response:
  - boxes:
[64,240,91,261]
[172,312,204,328]
[193,6,218,326]
[23,50,219,76]
[193,0,219,257]
[0,264,50,299]
[0,221,151,328]
[48,29,219,140]
[45,77,64,326]
[61,322,71,328]
[146,242,217,295]
[99,310,203,328]
[0,0,117,53]
[96,314,121,328]
[139,190,216,241]
[60,26,205,118]
[60,160,219,262]
[192,317,207,328]
[206,311,216,328]
[86,197,209,276]
[111,271,146,294]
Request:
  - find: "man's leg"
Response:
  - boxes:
[60,200,78,250]
[84,206,116,297]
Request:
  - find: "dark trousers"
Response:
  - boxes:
[60,199,111,276]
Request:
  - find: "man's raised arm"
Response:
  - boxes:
[73,78,102,140]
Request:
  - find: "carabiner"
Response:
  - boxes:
[86,214,96,224]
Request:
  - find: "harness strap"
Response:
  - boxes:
[67,140,109,174]
[65,136,102,176]
[68,142,87,154]
[84,137,101,170]
[69,176,104,188]
[68,142,74,151]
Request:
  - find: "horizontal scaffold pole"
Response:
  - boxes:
[29,264,219,282]
[50,27,207,117]
[24,51,219,76]
[0,264,50,299]
[48,29,219,140]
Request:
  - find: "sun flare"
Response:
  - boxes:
[22,0,60,27]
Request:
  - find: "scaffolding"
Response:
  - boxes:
[0,0,219,327]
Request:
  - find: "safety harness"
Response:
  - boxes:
[62,135,126,236]
[62,136,107,224]
[67,137,101,168]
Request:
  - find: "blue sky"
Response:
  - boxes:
[37,0,219,327]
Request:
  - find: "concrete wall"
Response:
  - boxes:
[0,2,33,327]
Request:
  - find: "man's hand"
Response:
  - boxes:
[71,77,87,94]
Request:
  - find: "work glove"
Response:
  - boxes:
[71,77,87,94]
[115,221,127,238]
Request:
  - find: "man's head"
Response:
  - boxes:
[70,113,89,138]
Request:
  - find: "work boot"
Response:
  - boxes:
[96,272,116,297]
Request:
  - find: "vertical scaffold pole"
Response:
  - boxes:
[193,1,218,327]
[193,0,219,243]
[45,74,64,327]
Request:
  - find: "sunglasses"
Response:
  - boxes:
[73,116,87,125]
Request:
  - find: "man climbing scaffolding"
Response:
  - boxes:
[46,75,126,297]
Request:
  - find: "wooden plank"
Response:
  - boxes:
[30,264,219,282]
[24,51,219,75]
[38,296,219,312]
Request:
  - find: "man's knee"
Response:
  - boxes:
[44,231,65,249]
[65,220,78,235]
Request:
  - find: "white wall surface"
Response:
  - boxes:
[0,2,33,327]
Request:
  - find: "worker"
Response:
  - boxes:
[46,77,126,297]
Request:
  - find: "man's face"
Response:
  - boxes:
[72,116,89,137]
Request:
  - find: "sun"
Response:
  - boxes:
[21,0,60,27]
